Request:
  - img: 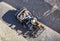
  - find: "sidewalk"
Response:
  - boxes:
[0,20,27,41]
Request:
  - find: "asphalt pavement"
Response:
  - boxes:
[0,0,60,41]
[0,0,60,33]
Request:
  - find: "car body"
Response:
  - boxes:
[15,8,45,38]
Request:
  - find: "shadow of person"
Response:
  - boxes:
[2,10,27,35]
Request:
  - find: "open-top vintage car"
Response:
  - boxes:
[15,7,45,38]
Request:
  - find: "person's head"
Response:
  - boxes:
[31,17,37,24]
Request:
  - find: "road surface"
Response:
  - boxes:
[0,0,60,33]
[0,2,60,41]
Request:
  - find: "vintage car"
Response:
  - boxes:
[15,7,45,38]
